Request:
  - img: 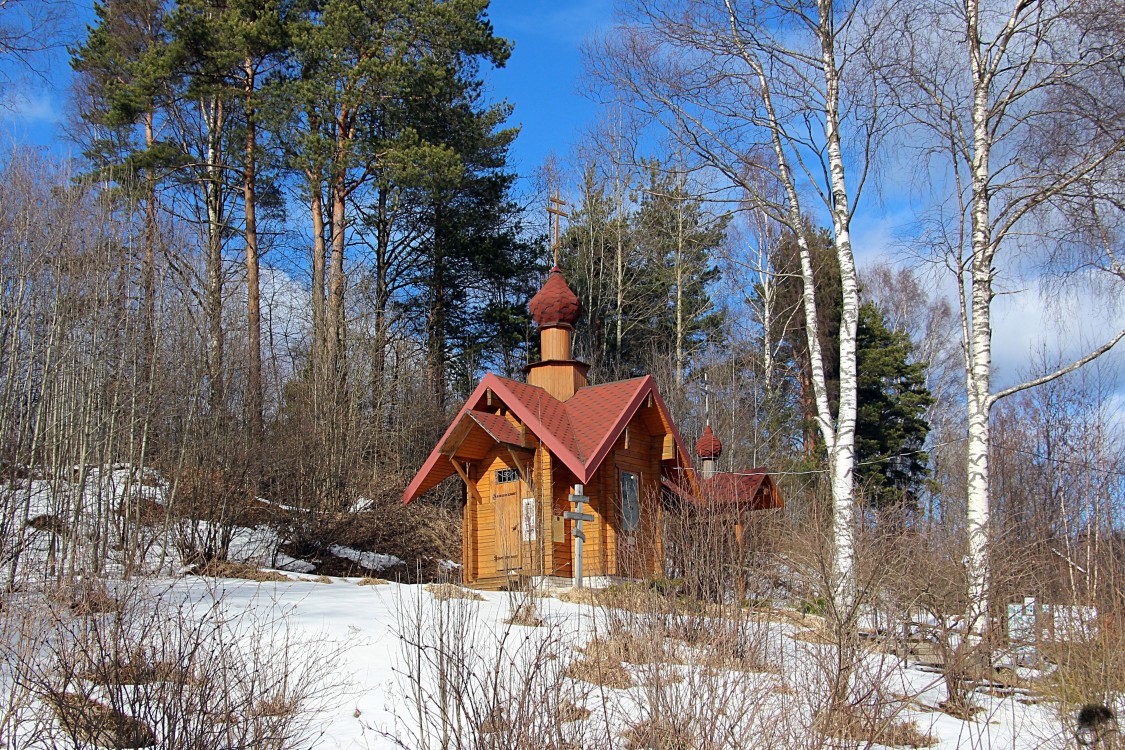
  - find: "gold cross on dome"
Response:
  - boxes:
[546,190,569,268]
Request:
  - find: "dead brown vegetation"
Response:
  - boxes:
[48,692,156,749]
[564,656,633,689]
[620,716,697,750]
[815,705,937,748]
[424,583,483,601]
[192,561,290,582]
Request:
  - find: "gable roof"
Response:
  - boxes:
[662,469,784,512]
[403,372,694,504]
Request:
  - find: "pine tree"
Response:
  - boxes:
[282,0,510,388]
[174,0,289,436]
[71,0,184,364]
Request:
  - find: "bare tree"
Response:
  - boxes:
[879,0,1125,633]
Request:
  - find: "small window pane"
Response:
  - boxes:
[621,471,640,532]
[496,468,519,484]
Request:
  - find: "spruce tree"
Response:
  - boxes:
[854,301,934,510]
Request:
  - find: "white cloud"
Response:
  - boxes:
[0,92,60,125]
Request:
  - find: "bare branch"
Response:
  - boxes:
[987,327,1125,408]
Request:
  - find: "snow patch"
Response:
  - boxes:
[327,544,404,572]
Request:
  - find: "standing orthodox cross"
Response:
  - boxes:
[563,484,593,588]
[546,190,569,268]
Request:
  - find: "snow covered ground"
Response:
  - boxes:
[183,574,1070,749]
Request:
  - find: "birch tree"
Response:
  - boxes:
[881,0,1125,631]
[588,0,888,613]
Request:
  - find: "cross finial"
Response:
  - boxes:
[546,190,569,268]
[704,371,710,425]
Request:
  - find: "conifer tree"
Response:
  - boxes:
[854,301,934,510]
[172,0,289,435]
[633,163,725,385]
[283,0,510,389]
[71,0,183,363]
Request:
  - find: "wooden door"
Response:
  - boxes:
[493,476,522,571]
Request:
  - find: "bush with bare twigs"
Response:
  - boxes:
[1,580,345,749]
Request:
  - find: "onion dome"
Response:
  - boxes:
[529,267,581,328]
[696,424,723,459]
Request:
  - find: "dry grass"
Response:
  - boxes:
[555,587,600,605]
[356,577,388,586]
[478,706,510,734]
[319,499,459,582]
[194,561,290,582]
[254,693,299,717]
[564,656,633,689]
[789,627,836,645]
[504,600,544,627]
[314,575,333,584]
[581,629,678,665]
[749,607,827,631]
[620,717,697,750]
[26,514,68,535]
[816,707,938,748]
[555,582,705,615]
[116,496,165,525]
[556,699,591,723]
[424,583,484,601]
[53,580,123,616]
[699,646,778,674]
[49,692,155,749]
[80,656,186,686]
[663,620,774,673]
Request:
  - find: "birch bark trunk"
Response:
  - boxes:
[964,0,995,627]
[735,0,853,609]
[817,0,859,607]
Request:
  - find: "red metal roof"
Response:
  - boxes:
[696,424,723,458]
[403,372,694,504]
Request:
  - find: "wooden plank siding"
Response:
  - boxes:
[459,403,673,586]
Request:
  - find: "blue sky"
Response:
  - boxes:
[0,0,615,166]
[483,0,614,176]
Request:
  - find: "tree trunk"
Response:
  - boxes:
[428,197,446,409]
[243,59,263,438]
[204,95,226,415]
[674,191,685,387]
[142,109,157,368]
[372,184,390,384]
[327,180,346,384]
[818,0,859,610]
[308,172,327,383]
[965,2,995,629]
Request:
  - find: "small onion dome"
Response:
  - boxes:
[529,266,581,328]
[696,424,723,459]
